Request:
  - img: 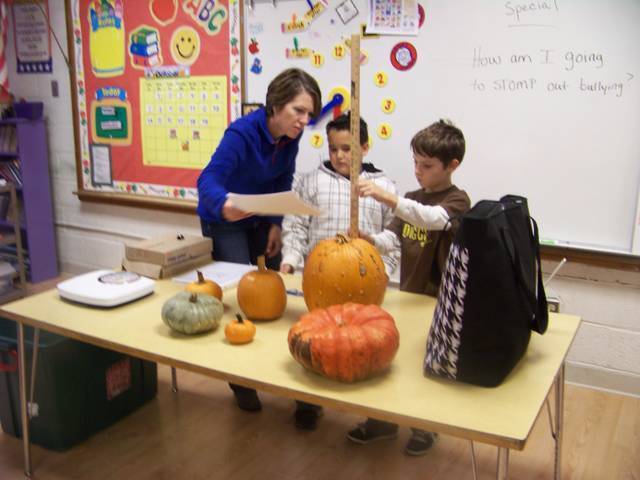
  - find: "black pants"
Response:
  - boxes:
[200,218,281,268]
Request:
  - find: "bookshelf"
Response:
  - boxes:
[0,118,58,283]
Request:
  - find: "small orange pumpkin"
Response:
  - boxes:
[288,302,400,382]
[186,271,223,301]
[237,255,286,321]
[225,313,257,345]
[302,234,388,310]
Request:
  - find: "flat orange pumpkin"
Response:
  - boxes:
[288,302,400,383]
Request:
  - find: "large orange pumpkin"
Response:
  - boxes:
[302,234,388,310]
[288,302,400,383]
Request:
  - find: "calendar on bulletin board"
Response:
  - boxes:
[66,0,243,208]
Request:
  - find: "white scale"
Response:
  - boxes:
[57,270,156,307]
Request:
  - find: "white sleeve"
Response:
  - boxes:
[393,196,451,231]
[280,175,311,272]
[380,250,399,276]
[378,178,400,275]
[280,215,306,272]
[371,229,400,256]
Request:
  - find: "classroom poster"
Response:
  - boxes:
[11,0,52,73]
[366,0,419,35]
[70,0,242,202]
[0,1,10,102]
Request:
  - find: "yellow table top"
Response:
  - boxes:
[0,275,580,449]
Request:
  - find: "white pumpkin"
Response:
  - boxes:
[161,292,224,335]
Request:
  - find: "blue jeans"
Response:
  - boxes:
[200,219,281,268]
[201,218,281,404]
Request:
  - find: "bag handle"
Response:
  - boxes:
[428,217,454,288]
[529,217,549,333]
[500,218,548,334]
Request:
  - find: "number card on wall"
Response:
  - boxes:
[67,0,243,208]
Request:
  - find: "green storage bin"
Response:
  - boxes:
[0,318,157,451]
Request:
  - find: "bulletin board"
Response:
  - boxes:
[66,0,243,209]
[244,0,640,259]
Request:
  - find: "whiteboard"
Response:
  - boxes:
[243,0,640,255]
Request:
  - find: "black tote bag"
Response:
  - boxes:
[424,195,548,387]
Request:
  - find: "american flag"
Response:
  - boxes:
[0,0,9,102]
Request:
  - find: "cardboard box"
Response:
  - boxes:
[125,234,212,266]
[122,253,212,279]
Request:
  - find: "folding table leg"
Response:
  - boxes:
[496,447,509,480]
[469,440,479,480]
[171,366,179,392]
[546,398,557,440]
[17,322,32,477]
[28,328,40,418]
[554,364,565,480]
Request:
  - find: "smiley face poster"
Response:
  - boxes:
[70,0,242,202]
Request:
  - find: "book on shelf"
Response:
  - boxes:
[0,245,29,262]
[0,192,10,220]
[0,125,17,152]
[5,195,24,226]
[0,161,22,186]
[0,251,30,279]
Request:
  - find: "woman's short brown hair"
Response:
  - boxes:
[265,68,322,119]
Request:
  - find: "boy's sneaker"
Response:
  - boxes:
[404,431,438,456]
[294,407,323,431]
[346,420,399,444]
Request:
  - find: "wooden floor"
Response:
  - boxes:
[0,365,638,480]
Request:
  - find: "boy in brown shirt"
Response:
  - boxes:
[349,119,471,456]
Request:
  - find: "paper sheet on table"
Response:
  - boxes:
[227,191,321,216]
[172,261,256,288]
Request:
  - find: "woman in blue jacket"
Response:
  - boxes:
[197,68,321,412]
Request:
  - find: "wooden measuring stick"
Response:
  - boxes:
[349,34,361,238]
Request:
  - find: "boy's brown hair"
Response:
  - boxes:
[411,119,465,167]
[265,68,322,119]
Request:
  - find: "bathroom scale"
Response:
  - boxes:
[57,270,156,307]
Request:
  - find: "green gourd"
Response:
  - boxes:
[161,292,224,335]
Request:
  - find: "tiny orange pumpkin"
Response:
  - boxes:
[186,271,223,301]
[225,313,257,345]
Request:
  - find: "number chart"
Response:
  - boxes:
[140,75,227,170]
